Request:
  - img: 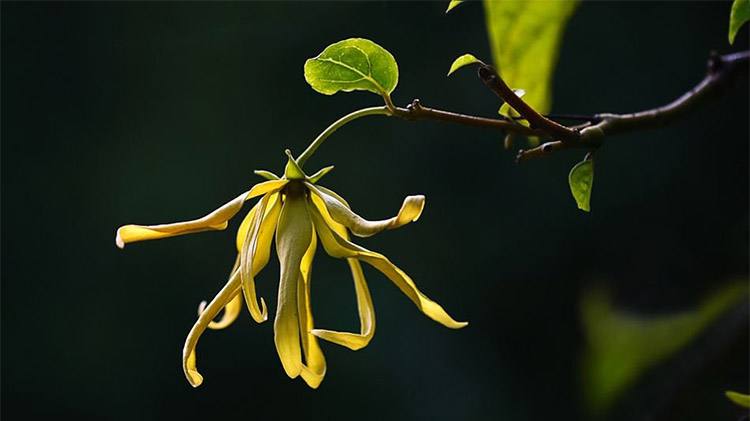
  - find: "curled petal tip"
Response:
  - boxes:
[259,297,269,322]
[115,229,125,249]
[197,300,208,316]
[186,370,204,388]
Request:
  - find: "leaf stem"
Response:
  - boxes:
[295,106,392,167]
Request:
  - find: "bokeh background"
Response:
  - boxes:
[2,1,748,420]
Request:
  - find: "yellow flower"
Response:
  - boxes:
[115,151,467,388]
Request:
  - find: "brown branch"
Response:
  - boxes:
[516,50,749,162]
[477,65,581,142]
[391,99,548,137]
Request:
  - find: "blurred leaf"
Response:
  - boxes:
[568,159,593,212]
[725,391,750,408]
[304,38,398,98]
[446,0,464,13]
[447,53,484,76]
[483,0,578,114]
[729,0,750,44]
[582,281,748,414]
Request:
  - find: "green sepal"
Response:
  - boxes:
[254,170,280,181]
[308,165,335,184]
[284,150,306,180]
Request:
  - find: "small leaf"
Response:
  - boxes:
[726,391,750,408]
[568,159,593,212]
[446,0,464,13]
[729,0,750,44]
[447,53,485,76]
[304,38,398,98]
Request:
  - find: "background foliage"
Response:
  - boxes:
[2,2,748,420]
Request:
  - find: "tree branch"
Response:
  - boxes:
[477,65,582,142]
[516,50,749,162]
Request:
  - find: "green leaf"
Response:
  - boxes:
[582,281,748,414]
[483,0,578,114]
[568,159,593,212]
[726,391,750,408]
[447,53,484,76]
[729,0,750,44]
[446,0,464,13]
[304,38,398,99]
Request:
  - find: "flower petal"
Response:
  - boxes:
[115,180,287,249]
[306,192,375,350]
[311,258,375,350]
[239,193,281,323]
[197,257,243,330]
[182,270,241,387]
[309,201,467,330]
[274,189,313,378]
[306,183,424,238]
[298,232,327,388]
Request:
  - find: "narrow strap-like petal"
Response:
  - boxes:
[309,201,467,330]
[115,180,287,248]
[116,191,247,248]
[238,193,277,323]
[298,232,327,388]
[182,270,241,387]
[307,192,375,350]
[311,259,375,350]
[197,257,243,330]
[306,183,424,238]
[274,190,313,378]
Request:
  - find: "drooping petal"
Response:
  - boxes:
[183,270,241,387]
[298,232,327,388]
[197,257,243,330]
[236,193,280,251]
[306,192,375,350]
[115,180,287,248]
[274,187,313,378]
[311,258,375,350]
[309,201,467,330]
[306,183,424,238]
[238,193,280,323]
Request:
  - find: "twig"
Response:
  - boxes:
[392,99,547,137]
[477,65,581,142]
[516,50,749,162]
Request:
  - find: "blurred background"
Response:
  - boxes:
[2,2,748,420]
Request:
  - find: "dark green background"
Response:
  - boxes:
[2,1,748,420]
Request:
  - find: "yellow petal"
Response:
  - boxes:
[307,190,376,350]
[115,180,287,249]
[306,183,424,238]
[115,191,246,248]
[236,193,280,251]
[182,270,241,387]
[311,258,375,350]
[298,232,327,388]
[274,187,313,378]
[246,179,289,199]
[197,257,244,330]
[239,193,281,323]
[309,201,467,330]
